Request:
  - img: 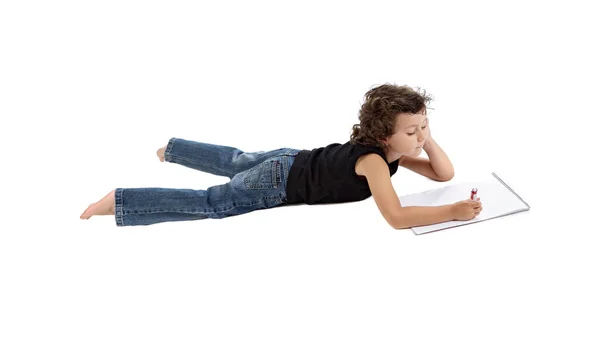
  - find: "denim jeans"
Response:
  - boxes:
[114,138,301,226]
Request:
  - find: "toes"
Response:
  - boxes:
[157,147,166,162]
[80,205,94,219]
[81,190,117,220]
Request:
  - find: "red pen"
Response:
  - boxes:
[470,188,478,200]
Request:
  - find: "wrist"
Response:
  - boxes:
[446,203,457,220]
[423,137,434,150]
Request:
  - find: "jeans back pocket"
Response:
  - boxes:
[243,158,282,189]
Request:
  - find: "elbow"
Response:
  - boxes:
[389,213,410,230]
[392,224,410,230]
[436,171,454,182]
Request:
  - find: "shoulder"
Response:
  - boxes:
[354,153,387,177]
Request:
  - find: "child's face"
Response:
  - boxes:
[384,109,429,156]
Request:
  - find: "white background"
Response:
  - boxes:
[1,0,598,354]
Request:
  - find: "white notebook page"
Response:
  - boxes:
[398,172,530,234]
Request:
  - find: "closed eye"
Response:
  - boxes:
[407,125,427,135]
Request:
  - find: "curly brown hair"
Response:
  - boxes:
[350,83,434,148]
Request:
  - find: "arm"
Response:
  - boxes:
[359,153,456,229]
[391,205,455,229]
[399,137,454,181]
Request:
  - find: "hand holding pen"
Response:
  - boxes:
[450,188,482,221]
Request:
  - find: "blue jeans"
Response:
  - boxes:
[114,138,301,226]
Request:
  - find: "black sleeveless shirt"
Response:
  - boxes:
[285,141,400,205]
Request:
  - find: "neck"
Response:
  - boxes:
[383,146,402,163]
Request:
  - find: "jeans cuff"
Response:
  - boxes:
[164,137,177,162]
[115,188,124,227]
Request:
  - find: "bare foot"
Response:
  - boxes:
[80,189,116,219]
[157,146,167,162]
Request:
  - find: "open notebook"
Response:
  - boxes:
[398,172,530,235]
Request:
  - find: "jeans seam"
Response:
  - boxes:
[204,196,281,217]
[118,195,281,215]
